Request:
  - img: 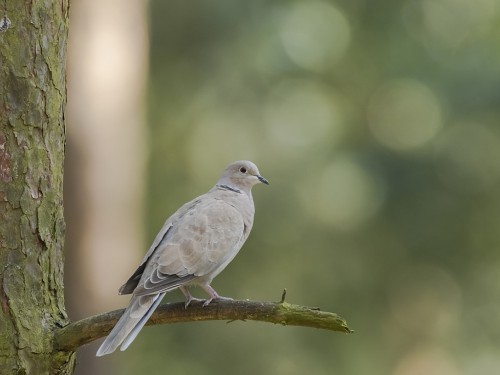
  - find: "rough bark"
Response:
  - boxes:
[0,1,74,374]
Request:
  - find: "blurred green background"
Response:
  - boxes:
[68,0,500,374]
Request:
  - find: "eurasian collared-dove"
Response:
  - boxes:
[96,160,269,356]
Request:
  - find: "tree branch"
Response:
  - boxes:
[54,293,353,352]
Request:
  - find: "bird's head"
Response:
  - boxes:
[218,160,269,190]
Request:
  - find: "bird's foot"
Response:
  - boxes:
[184,296,204,309]
[202,295,233,307]
[180,285,204,309]
[201,284,233,306]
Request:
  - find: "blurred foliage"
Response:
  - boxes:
[117,0,500,374]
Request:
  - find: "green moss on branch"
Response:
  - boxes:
[54,298,353,352]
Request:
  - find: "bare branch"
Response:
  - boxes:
[54,298,353,352]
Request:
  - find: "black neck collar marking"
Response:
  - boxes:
[217,184,242,194]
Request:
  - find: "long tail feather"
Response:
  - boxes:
[120,292,165,351]
[96,292,165,356]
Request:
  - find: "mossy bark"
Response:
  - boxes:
[0,0,74,374]
[55,298,353,352]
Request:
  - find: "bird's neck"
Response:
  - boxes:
[216,183,242,194]
[215,182,254,202]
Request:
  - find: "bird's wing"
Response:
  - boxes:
[132,198,245,296]
[118,198,203,295]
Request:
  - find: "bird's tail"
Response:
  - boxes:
[96,292,166,356]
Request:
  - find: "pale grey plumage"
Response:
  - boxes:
[96,160,268,356]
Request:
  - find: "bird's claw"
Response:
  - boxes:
[184,296,203,309]
[202,295,233,307]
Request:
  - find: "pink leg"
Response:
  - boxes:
[179,286,203,308]
[200,284,233,307]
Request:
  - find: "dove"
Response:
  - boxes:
[96,160,269,356]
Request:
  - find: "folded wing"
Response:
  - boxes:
[133,199,245,296]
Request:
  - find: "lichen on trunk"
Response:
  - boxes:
[0,0,74,373]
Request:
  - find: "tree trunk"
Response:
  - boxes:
[0,1,74,374]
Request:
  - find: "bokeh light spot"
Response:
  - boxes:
[303,157,385,231]
[280,1,351,71]
[434,123,500,193]
[393,345,460,375]
[186,109,258,186]
[404,0,497,53]
[465,351,500,375]
[367,79,443,151]
[265,79,343,150]
[388,264,462,337]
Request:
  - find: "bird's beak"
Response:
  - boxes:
[257,175,270,185]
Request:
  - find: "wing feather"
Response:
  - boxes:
[133,199,244,296]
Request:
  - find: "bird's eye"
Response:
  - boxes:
[239,167,247,173]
